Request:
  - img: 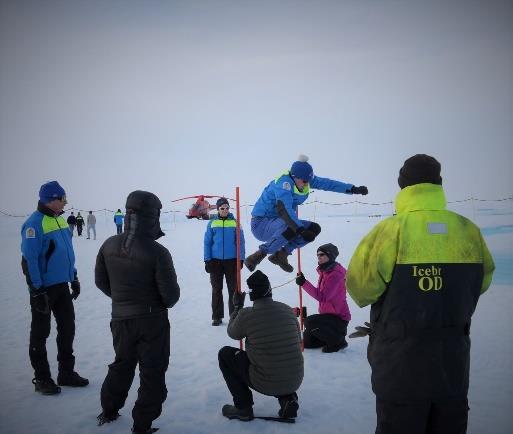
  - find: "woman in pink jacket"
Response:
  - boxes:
[296,243,351,353]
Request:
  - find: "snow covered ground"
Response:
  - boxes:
[1,202,512,434]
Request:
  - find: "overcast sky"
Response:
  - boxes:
[1,0,512,214]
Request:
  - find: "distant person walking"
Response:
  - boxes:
[76,212,85,236]
[21,181,89,395]
[67,212,76,237]
[87,211,96,240]
[114,209,124,234]
[96,191,180,434]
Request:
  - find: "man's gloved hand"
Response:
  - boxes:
[204,261,212,273]
[71,278,81,300]
[32,292,50,315]
[296,272,306,286]
[233,291,246,309]
[281,227,296,241]
[348,322,372,338]
[350,185,368,195]
[297,227,316,242]
[240,260,244,270]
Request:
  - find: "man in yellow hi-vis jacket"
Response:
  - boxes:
[346,154,495,434]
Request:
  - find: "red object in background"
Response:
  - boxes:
[186,196,215,220]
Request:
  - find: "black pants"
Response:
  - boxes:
[209,259,237,320]
[218,346,296,410]
[76,224,83,236]
[375,397,469,434]
[303,314,348,348]
[29,283,75,380]
[101,314,170,432]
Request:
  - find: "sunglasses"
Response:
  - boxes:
[219,207,230,211]
[56,196,67,202]
[317,252,326,257]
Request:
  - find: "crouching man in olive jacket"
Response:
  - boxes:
[219,270,303,421]
[95,190,180,434]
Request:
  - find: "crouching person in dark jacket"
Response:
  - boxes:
[95,190,180,434]
[219,270,304,421]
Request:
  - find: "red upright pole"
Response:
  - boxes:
[297,207,304,351]
[235,187,243,350]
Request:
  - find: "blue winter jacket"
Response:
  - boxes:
[251,172,354,227]
[204,213,246,261]
[114,211,124,225]
[21,203,76,292]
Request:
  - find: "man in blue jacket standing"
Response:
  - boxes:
[21,181,89,395]
[245,155,368,272]
[204,198,245,326]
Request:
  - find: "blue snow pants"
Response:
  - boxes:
[251,217,314,255]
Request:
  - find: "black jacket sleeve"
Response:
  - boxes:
[95,245,111,297]
[155,249,180,308]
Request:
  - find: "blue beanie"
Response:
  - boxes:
[290,155,314,182]
[39,181,66,203]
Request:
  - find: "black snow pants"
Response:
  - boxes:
[218,346,297,410]
[29,282,75,379]
[375,397,469,434]
[76,224,83,236]
[101,313,170,432]
[209,259,237,320]
[303,313,348,348]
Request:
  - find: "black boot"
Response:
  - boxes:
[57,371,89,387]
[32,378,61,395]
[131,428,159,434]
[212,319,222,326]
[278,393,299,418]
[97,411,120,426]
[268,249,294,273]
[244,249,267,272]
[222,404,254,421]
[322,340,348,353]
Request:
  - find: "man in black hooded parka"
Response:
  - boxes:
[95,190,180,434]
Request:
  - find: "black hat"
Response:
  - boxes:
[398,154,442,189]
[317,243,339,262]
[126,190,162,216]
[216,197,229,209]
[246,270,272,301]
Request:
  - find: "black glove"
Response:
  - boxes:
[295,272,306,286]
[232,291,246,309]
[348,322,372,338]
[281,227,296,241]
[204,261,212,273]
[240,260,244,270]
[32,292,50,314]
[297,227,316,242]
[350,185,368,195]
[71,279,80,300]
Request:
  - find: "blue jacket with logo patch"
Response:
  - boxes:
[21,203,76,292]
[251,172,354,227]
[204,213,245,261]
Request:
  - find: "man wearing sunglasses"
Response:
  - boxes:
[246,154,368,273]
[21,181,88,396]
[204,197,246,326]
